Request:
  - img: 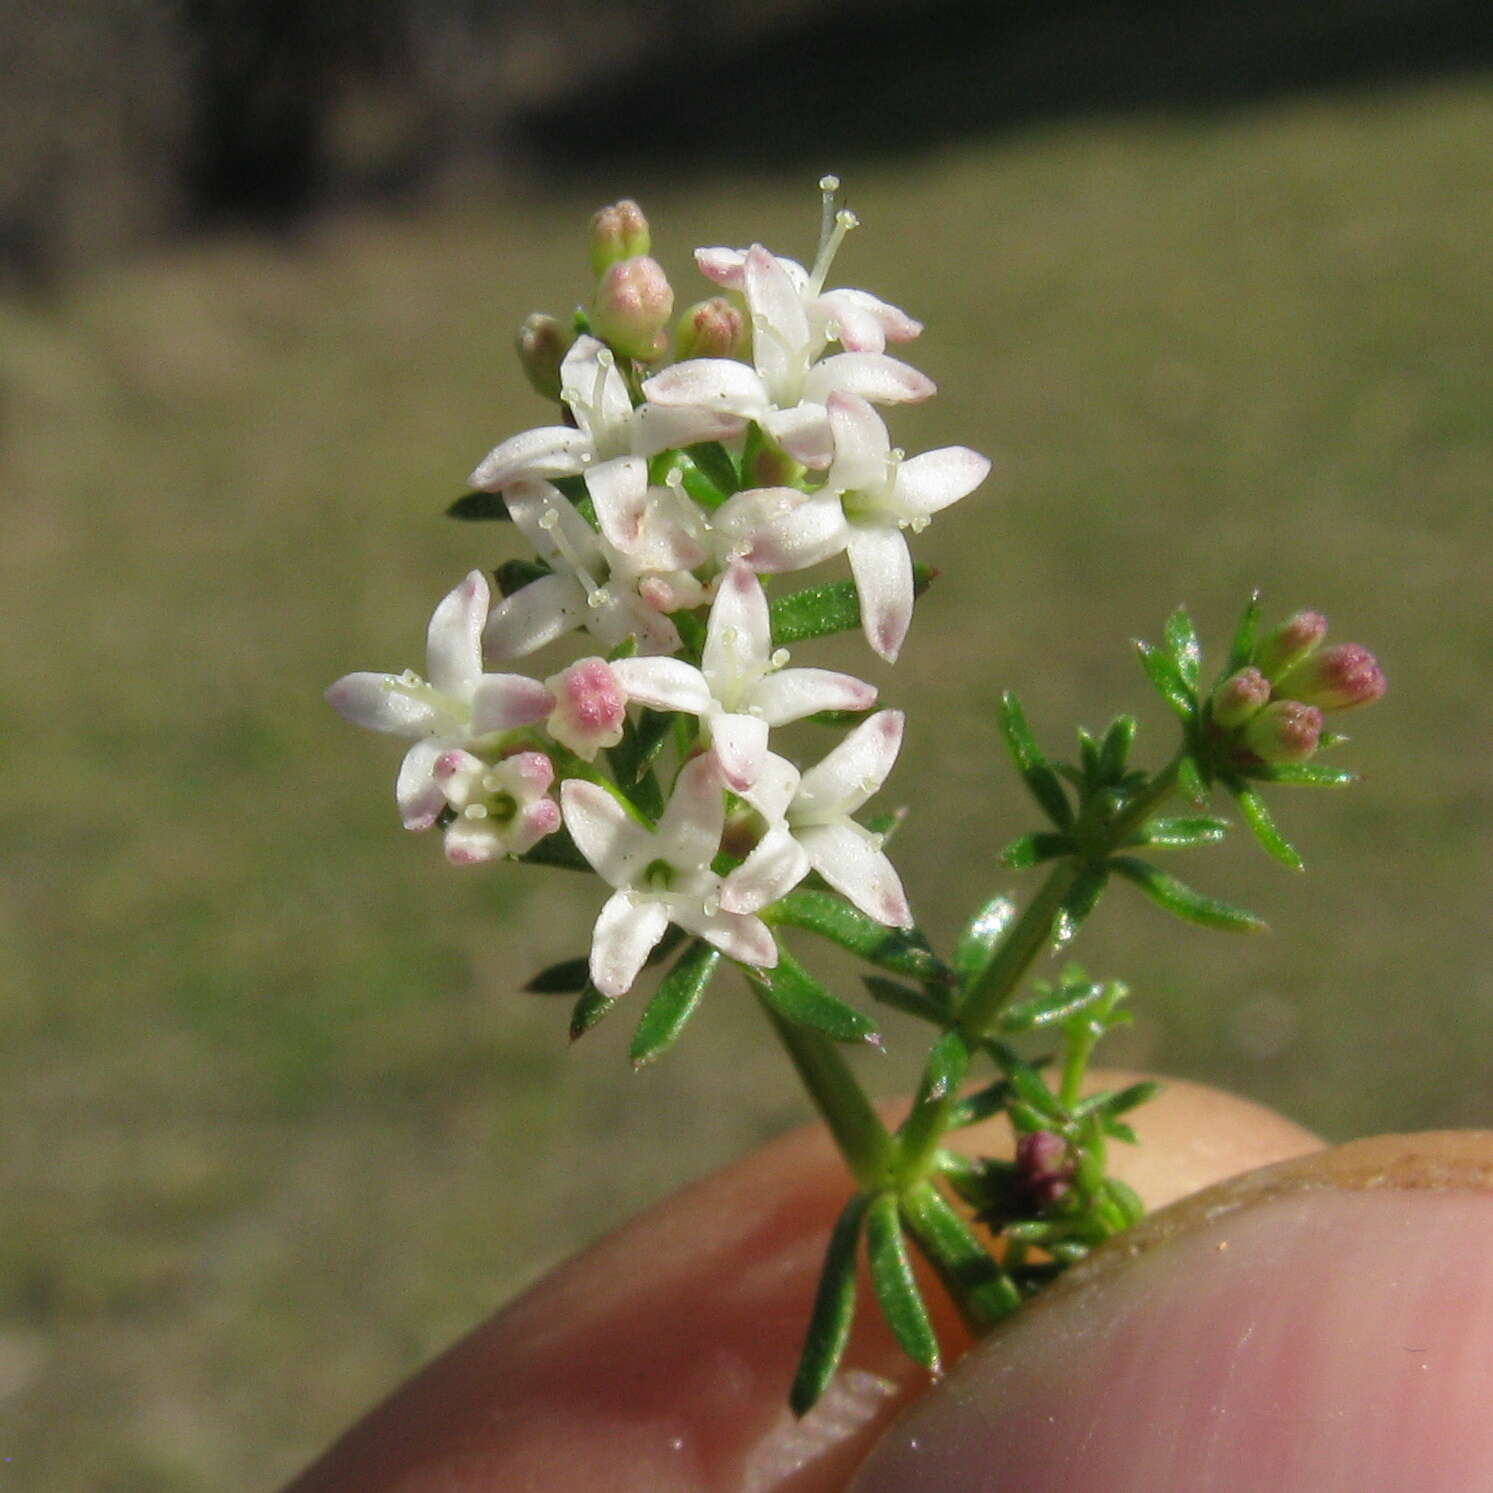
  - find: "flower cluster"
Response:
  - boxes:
[327,185,990,1001]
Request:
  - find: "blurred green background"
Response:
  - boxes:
[3,5,1492,1485]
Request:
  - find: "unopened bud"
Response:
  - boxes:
[1274,642,1386,712]
[1254,609,1328,682]
[588,199,651,275]
[1210,666,1271,729]
[1015,1130,1072,1210]
[515,313,575,402]
[1241,699,1323,764]
[591,256,674,361]
[674,297,747,361]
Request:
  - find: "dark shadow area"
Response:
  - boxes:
[519,0,1493,172]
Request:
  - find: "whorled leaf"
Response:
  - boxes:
[769,889,944,983]
[866,1194,941,1373]
[768,566,935,648]
[789,1192,869,1416]
[629,941,722,1066]
[1233,785,1303,871]
[1134,639,1197,721]
[997,692,1074,830]
[1109,855,1266,933]
[751,950,880,1045]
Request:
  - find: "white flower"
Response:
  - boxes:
[326,571,555,829]
[562,754,777,998]
[642,247,934,470]
[721,710,912,928]
[433,749,561,864]
[609,561,877,791]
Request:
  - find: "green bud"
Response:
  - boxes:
[674,297,747,361]
[1210,666,1271,729]
[1274,643,1386,712]
[591,256,674,361]
[515,313,575,402]
[1254,609,1328,682]
[588,199,651,276]
[1241,699,1323,764]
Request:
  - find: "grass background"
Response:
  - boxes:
[2,74,1490,1489]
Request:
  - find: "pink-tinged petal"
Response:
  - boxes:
[544,657,627,761]
[610,656,712,715]
[714,487,850,573]
[703,561,772,688]
[895,446,992,516]
[469,673,554,733]
[443,816,505,866]
[509,797,562,855]
[590,459,707,572]
[432,746,484,788]
[824,392,892,495]
[694,246,747,288]
[804,352,935,408]
[642,359,771,421]
[671,903,779,971]
[655,753,726,871]
[744,246,811,394]
[709,710,770,793]
[499,750,556,800]
[468,426,591,490]
[739,752,801,824]
[326,672,442,737]
[561,780,648,887]
[796,709,905,819]
[631,401,745,456]
[503,480,603,574]
[719,827,812,914]
[396,738,453,830]
[761,404,835,469]
[586,586,682,657]
[482,574,587,660]
[559,336,634,448]
[798,821,913,929]
[818,288,922,351]
[425,570,490,697]
[750,667,877,726]
[846,523,914,663]
[589,891,671,999]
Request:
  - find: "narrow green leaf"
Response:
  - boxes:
[867,1194,941,1372]
[953,894,1016,985]
[1102,1118,1140,1145]
[1176,753,1209,805]
[1125,815,1231,850]
[683,441,741,500]
[1135,639,1197,720]
[569,984,617,1041]
[752,950,879,1045]
[999,831,1074,869]
[789,1193,870,1416]
[494,557,551,596]
[997,693,1074,830]
[912,1030,971,1107]
[629,941,721,1066]
[523,955,591,994]
[769,889,944,982]
[519,826,592,872]
[1247,761,1358,787]
[1163,607,1202,691]
[898,1181,1022,1324]
[1101,1176,1146,1228]
[768,567,935,647]
[1004,1061,1066,1123]
[1073,1079,1161,1121]
[1097,715,1138,781]
[1109,856,1266,933]
[446,490,511,520]
[1227,590,1263,673]
[1078,727,1101,784]
[1053,866,1108,947]
[1234,786,1303,871]
[999,980,1106,1034]
[945,1078,1013,1129]
[864,975,951,1026]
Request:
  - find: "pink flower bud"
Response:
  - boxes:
[544,658,627,761]
[673,297,746,361]
[1241,699,1323,764]
[1254,609,1328,682]
[588,199,650,276]
[515,313,575,402]
[591,256,674,361]
[1210,666,1271,730]
[1274,642,1386,712]
[1015,1130,1072,1210]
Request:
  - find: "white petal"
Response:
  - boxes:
[560,336,634,451]
[561,779,649,887]
[509,797,563,855]
[703,561,772,691]
[469,673,554,733]
[719,827,812,914]
[425,570,489,698]
[709,710,770,793]
[443,816,505,866]
[713,487,849,573]
[799,821,912,929]
[745,246,812,396]
[631,401,745,456]
[694,246,748,288]
[504,480,603,575]
[589,891,671,999]
[671,903,779,970]
[825,392,891,497]
[396,738,453,830]
[817,288,922,351]
[584,584,682,657]
[750,668,877,726]
[590,458,706,572]
[468,426,591,490]
[482,573,587,660]
[326,672,443,737]
[739,752,801,823]
[761,404,835,469]
[642,360,772,421]
[654,753,726,871]
[894,447,992,517]
[846,523,914,663]
[804,352,935,407]
[795,710,905,819]
[610,656,713,715]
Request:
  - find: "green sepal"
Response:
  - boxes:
[518,825,592,872]
[768,567,934,648]
[953,894,1016,987]
[523,955,591,994]
[768,889,944,983]
[1226,590,1263,674]
[1176,752,1209,805]
[1234,785,1303,870]
[1053,866,1109,947]
[683,441,741,501]
[1246,761,1358,787]
[1109,856,1266,933]
[752,949,880,1045]
[997,692,1074,830]
[494,557,551,597]
[1097,715,1138,781]
[1124,815,1230,850]
[999,979,1107,1034]
[1135,639,1197,721]
[446,490,511,520]
[864,975,952,1027]
[789,1191,870,1415]
[867,1194,941,1372]
[569,984,617,1041]
[1163,606,1202,691]
[629,941,721,1067]
[999,831,1074,870]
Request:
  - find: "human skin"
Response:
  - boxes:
[283,1079,1493,1493]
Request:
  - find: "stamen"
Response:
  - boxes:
[464,804,489,820]
[769,648,790,670]
[809,185,859,297]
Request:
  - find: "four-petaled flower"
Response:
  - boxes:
[433,749,562,864]
[562,754,778,998]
